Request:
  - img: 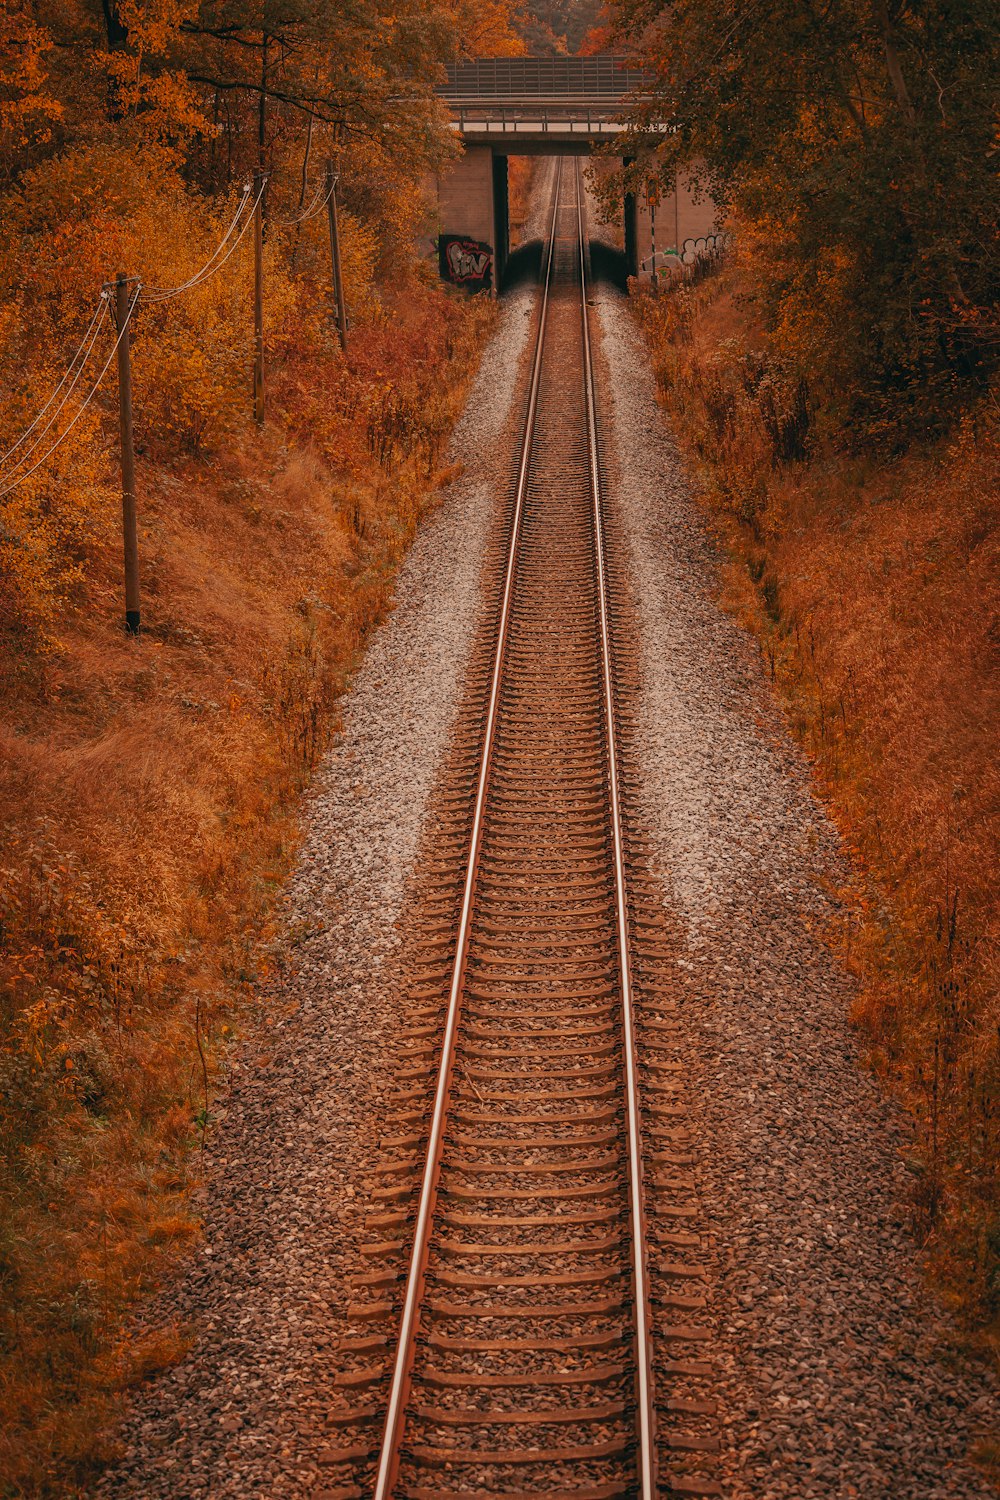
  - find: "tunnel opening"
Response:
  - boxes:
[498,155,630,294]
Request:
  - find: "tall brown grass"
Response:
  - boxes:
[634,270,1000,1340]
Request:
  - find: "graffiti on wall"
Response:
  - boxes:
[639,232,733,287]
[439,235,493,291]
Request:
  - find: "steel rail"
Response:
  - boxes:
[371,156,566,1500]
[574,156,657,1496]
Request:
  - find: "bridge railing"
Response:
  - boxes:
[445,103,629,137]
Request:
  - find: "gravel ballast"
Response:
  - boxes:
[592,269,999,1497]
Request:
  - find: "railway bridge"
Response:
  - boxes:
[432,55,717,290]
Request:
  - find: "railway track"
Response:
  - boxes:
[327,159,721,1499]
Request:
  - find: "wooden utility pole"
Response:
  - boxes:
[325,160,348,353]
[253,168,266,424]
[114,273,140,635]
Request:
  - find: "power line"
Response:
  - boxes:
[273,172,335,228]
[274,175,325,227]
[0,287,140,501]
[0,167,281,503]
[0,178,264,499]
[2,169,287,482]
[142,177,264,303]
[0,292,110,472]
[0,191,259,484]
[0,298,110,483]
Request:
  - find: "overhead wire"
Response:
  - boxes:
[142,176,264,303]
[142,179,254,301]
[0,285,141,500]
[274,175,325,227]
[0,292,111,472]
[149,180,266,294]
[273,172,336,228]
[1,182,261,485]
[0,163,297,498]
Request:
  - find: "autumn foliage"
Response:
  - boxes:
[606,0,999,438]
[602,0,1000,1342]
[0,0,516,1492]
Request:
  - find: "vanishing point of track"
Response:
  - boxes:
[327,160,722,1500]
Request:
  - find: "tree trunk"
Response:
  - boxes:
[258,32,268,169]
[101,0,128,50]
[299,114,314,209]
[875,0,916,126]
[101,0,129,120]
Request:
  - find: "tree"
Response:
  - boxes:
[608,0,1000,431]
[0,3,64,178]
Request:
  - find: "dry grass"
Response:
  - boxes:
[634,269,1000,1335]
[0,274,493,1498]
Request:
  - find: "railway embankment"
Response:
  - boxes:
[593,269,1000,1497]
[0,251,494,1492]
[94,264,538,1500]
[631,268,1000,1353]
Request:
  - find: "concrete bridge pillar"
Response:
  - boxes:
[434,146,507,295]
[492,155,509,290]
[634,171,718,282]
